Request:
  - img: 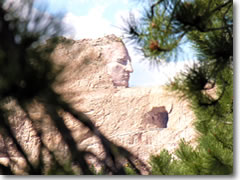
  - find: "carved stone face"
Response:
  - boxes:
[107,44,133,87]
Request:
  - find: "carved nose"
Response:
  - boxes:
[125,63,133,73]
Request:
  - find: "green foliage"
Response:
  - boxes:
[123,163,138,175]
[88,163,139,175]
[46,161,76,175]
[87,163,138,175]
[89,165,105,175]
[124,0,232,61]
[150,149,177,175]
[124,167,137,175]
[124,0,233,175]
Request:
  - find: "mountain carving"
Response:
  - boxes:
[0,35,197,174]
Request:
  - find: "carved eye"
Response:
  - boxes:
[117,59,127,65]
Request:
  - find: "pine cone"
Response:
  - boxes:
[149,40,159,51]
[151,22,157,28]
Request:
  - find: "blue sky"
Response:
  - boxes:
[34,0,197,87]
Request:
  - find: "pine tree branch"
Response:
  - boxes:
[150,0,164,19]
[222,2,232,20]
[56,92,147,174]
[199,72,228,108]
[166,0,181,30]
[19,99,112,174]
[222,4,233,35]
[203,25,233,32]
[207,0,213,13]
[210,0,232,15]
[44,103,94,175]
[212,133,233,151]
[0,108,37,174]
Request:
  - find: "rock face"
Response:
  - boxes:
[51,34,197,160]
[0,34,197,173]
[76,87,196,163]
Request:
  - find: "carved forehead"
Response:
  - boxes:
[102,42,130,63]
[75,35,131,64]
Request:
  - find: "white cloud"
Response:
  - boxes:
[114,8,141,31]
[69,0,129,6]
[62,0,140,39]
[62,6,121,39]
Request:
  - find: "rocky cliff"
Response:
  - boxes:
[0,35,197,174]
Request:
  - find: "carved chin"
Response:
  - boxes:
[113,80,129,87]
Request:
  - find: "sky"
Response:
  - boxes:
[33,0,198,87]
